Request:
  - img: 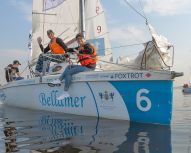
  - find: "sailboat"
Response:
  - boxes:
[182,70,191,94]
[0,0,183,124]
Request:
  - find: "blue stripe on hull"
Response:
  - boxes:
[110,80,173,124]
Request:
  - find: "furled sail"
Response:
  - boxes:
[32,0,80,63]
[85,0,113,62]
[116,24,173,70]
[133,24,172,70]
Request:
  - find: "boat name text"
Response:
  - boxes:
[39,90,86,108]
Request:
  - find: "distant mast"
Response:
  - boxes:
[79,0,85,38]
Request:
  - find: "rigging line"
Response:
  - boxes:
[20,60,36,75]
[124,0,147,21]
[20,65,29,75]
[138,0,153,36]
[122,1,150,43]
[67,0,78,34]
[76,52,140,69]
[98,59,141,69]
[88,31,143,48]
[97,42,144,52]
[97,53,113,57]
[138,0,147,21]
[42,1,48,45]
[85,11,145,44]
[86,11,104,21]
[41,27,71,47]
[32,12,56,16]
[86,32,110,41]
[86,32,109,41]
[95,32,109,39]
[57,27,71,38]
[54,4,62,34]
[38,21,78,25]
[101,50,141,57]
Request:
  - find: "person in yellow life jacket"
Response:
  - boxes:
[51,33,97,100]
[35,29,68,75]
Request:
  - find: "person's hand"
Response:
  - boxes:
[66,57,70,63]
[37,37,42,45]
[78,46,84,51]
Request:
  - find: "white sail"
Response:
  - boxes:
[31,0,113,64]
[85,0,113,62]
[32,0,80,63]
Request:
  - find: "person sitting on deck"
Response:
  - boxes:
[35,29,69,75]
[5,60,24,82]
[51,33,97,100]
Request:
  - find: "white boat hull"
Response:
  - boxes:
[0,70,173,124]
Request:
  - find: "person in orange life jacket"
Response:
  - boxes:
[5,60,24,82]
[51,33,97,100]
[35,29,69,74]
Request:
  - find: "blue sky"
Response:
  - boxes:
[0,0,191,86]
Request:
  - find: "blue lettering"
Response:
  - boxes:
[57,100,63,107]
[38,90,86,108]
[80,96,86,107]
[47,97,51,106]
[39,93,46,106]
[74,97,80,107]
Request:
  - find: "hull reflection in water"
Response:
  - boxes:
[0,105,171,153]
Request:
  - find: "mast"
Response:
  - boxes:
[79,0,86,38]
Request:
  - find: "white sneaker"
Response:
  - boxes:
[57,91,70,100]
[51,79,61,85]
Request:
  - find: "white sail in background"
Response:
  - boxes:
[32,0,80,63]
[85,0,113,62]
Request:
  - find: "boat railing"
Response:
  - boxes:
[140,40,174,70]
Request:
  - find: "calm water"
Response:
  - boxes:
[0,88,190,153]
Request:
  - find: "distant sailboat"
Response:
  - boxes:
[182,68,191,94]
[0,0,183,124]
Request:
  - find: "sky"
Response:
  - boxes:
[0,0,191,86]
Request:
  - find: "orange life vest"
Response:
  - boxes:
[49,37,65,54]
[78,44,97,66]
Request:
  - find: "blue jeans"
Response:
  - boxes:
[59,65,91,91]
[12,77,24,81]
[35,52,66,73]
